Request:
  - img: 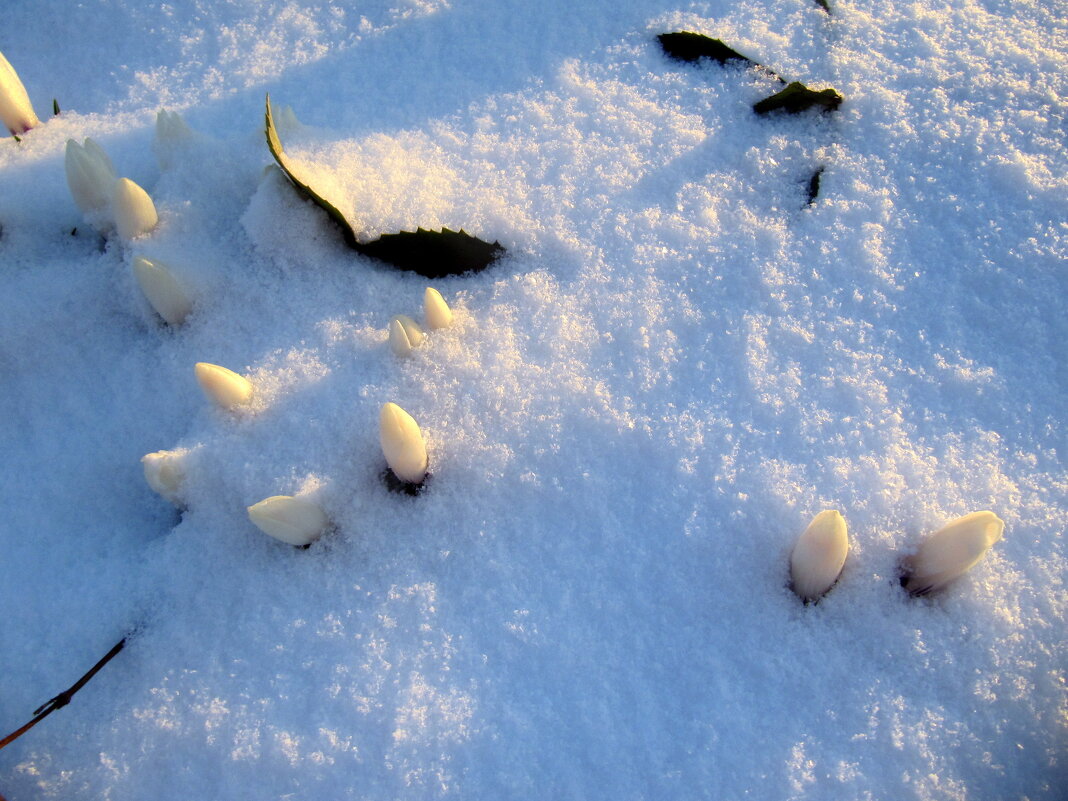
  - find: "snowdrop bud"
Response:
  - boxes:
[247,495,329,546]
[0,50,40,135]
[132,255,193,325]
[904,511,1005,596]
[112,177,158,241]
[65,138,118,220]
[141,450,186,504]
[424,287,453,329]
[154,110,193,170]
[195,362,254,409]
[388,314,425,357]
[790,510,849,602]
[380,402,428,484]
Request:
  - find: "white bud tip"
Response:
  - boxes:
[790,510,849,602]
[195,362,254,409]
[65,138,118,219]
[389,314,424,357]
[132,256,193,326]
[141,450,186,504]
[112,177,159,241]
[904,511,1005,596]
[424,287,453,329]
[247,495,328,546]
[0,50,40,135]
[380,402,428,484]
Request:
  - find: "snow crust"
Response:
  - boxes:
[1,0,1065,799]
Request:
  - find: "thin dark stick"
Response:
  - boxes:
[0,637,127,750]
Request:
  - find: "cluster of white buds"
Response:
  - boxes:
[132,255,193,325]
[388,287,453,357]
[788,509,1005,603]
[0,50,39,135]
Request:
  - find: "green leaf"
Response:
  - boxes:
[753,82,842,115]
[657,32,784,82]
[357,227,504,277]
[264,93,505,275]
[53,98,60,116]
[265,93,359,248]
[805,167,825,205]
[814,0,831,12]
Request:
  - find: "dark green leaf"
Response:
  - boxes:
[657,32,784,82]
[805,167,825,205]
[814,0,831,13]
[753,82,842,115]
[264,94,505,275]
[357,228,503,277]
[53,98,60,116]
[265,94,359,248]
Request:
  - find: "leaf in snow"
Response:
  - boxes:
[657,32,784,82]
[753,82,842,115]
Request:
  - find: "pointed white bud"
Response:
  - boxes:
[132,255,193,326]
[65,138,118,223]
[790,510,849,602]
[195,362,254,409]
[141,449,186,504]
[904,511,1005,596]
[112,177,158,241]
[388,314,425,357]
[154,110,193,170]
[380,402,428,484]
[0,50,40,135]
[424,287,453,329]
[247,495,329,546]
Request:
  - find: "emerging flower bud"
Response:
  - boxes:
[380,402,428,484]
[132,255,193,325]
[388,314,425,357]
[247,495,329,546]
[154,109,193,170]
[112,177,158,241]
[195,362,254,409]
[903,511,1005,596]
[0,50,40,135]
[141,449,186,504]
[790,510,849,602]
[424,287,453,329]
[65,138,118,225]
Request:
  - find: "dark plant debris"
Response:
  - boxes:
[814,0,831,13]
[658,32,784,82]
[805,167,825,205]
[754,82,842,115]
[381,467,429,496]
[264,94,505,276]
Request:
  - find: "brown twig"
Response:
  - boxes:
[0,638,127,750]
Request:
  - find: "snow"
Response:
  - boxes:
[1,0,1065,798]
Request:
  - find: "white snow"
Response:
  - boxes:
[1,0,1065,799]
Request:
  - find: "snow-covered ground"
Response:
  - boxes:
[1,1,1065,798]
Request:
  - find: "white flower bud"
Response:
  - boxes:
[380,402,428,484]
[247,495,328,546]
[141,449,186,504]
[112,177,158,241]
[790,510,849,602]
[195,362,254,409]
[904,511,1005,596]
[154,109,193,171]
[424,287,453,329]
[132,255,193,325]
[0,50,40,135]
[65,138,118,224]
[388,314,424,357]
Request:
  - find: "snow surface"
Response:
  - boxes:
[1,0,1066,798]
